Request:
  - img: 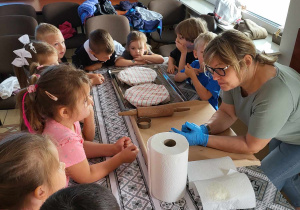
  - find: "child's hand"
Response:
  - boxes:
[134,60,147,65]
[83,103,94,122]
[89,73,105,85]
[184,63,197,78]
[114,137,132,154]
[133,56,144,61]
[88,95,94,107]
[119,144,139,163]
[195,65,205,75]
[167,64,178,74]
[133,56,147,65]
[176,40,187,54]
[194,68,203,75]
[144,60,154,64]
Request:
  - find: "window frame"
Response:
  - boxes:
[204,0,287,34]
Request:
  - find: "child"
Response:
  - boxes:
[0,132,66,210]
[174,32,220,110]
[35,23,67,63]
[115,31,164,66]
[41,183,120,210]
[35,23,105,85]
[17,64,139,184]
[72,29,116,71]
[167,17,207,74]
[13,39,95,142]
[13,40,58,88]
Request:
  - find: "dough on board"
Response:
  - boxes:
[124,83,170,107]
[117,67,157,86]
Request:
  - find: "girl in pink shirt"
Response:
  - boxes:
[18,64,139,184]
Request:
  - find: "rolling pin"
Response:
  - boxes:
[118,105,190,118]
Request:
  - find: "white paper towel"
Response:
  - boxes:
[193,171,256,210]
[187,157,256,210]
[188,157,237,185]
[147,132,189,202]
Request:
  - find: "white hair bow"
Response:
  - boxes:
[11,48,32,67]
[18,34,36,53]
[18,34,30,45]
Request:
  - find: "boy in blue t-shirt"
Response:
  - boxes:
[174,32,220,110]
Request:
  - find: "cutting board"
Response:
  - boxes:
[129,100,260,167]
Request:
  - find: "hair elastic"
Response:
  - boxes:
[27,84,37,93]
[22,84,38,133]
[33,74,41,79]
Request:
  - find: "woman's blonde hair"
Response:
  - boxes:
[175,17,208,42]
[125,31,151,53]
[17,64,90,133]
[203,29,277,78]
[0,132,60,209]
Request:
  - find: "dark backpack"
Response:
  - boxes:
[94,0,117,16]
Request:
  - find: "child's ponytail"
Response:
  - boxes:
[17,83,43,133]
[17,64,90,133]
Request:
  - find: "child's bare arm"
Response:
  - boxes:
[66,144,139,183]
[83,136,133,158]
[167,57,177,74]
[82,102,95,141]
[115,57,147,67]
[191,77,212,100]
[137,54,164,64]
[176,41,188,72]
[174,71,189,82]
[185,64,212,100]
[84,63,103,71]
[178,53,187,72]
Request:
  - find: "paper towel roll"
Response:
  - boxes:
[147,132,189,202]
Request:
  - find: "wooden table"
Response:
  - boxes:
[86,66,294,210]
[0,0,137,14]
[129,100,261,167]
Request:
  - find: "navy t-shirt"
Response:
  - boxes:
[170,47,196,67]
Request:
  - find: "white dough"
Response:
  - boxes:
[124,83,170,107]
[117,67,157,86]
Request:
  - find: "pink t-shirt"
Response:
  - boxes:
[43,119,86,184]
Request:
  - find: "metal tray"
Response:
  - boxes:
[108,65,187,111]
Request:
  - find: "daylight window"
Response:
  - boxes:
[244,0,290,26]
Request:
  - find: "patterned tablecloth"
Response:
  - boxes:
[70,66,294,210]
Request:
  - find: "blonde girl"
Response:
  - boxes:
[115,31,164,66]
[17,64,139,184]
[13,37,97,141]
[0,132,66,210]
[13,39,58,88]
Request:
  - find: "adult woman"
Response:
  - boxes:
[172,29,300,208]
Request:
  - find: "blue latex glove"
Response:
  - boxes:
[181,123,209,135]
[172,122,209,146]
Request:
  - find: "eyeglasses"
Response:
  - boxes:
[205,65,230,76]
